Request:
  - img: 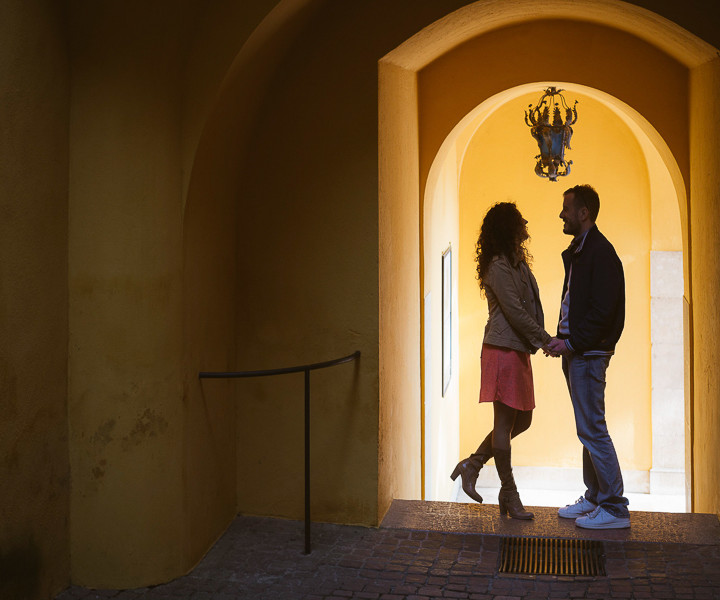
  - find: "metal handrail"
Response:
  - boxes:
[198,350,361,379]
[198,350,361,554]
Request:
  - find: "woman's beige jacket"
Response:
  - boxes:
[482,254,552,354]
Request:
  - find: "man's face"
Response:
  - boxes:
[560,193,582,236]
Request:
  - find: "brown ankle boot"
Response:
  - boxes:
[498,489,534,520]
[493,448,534,520]
[450,459,484,504]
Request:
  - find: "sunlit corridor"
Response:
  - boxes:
[421,85,687,510]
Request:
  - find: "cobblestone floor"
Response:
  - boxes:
[55,511,720,600]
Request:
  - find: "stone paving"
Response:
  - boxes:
[382,501,720,545]
[55,502,720,600]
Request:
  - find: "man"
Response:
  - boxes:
[547,184,630,529]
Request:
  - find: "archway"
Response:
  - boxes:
[379,0,719,517]
[421,84,686,509]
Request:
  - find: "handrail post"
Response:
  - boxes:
[304,368,311,555]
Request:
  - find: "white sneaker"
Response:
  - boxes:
[558,496,597,519]
[575,506,630,529]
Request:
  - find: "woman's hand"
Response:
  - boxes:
[543,337,569,357]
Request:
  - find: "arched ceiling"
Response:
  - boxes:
[382,0,717,70]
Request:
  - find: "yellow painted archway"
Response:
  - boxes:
[379,0,720,517]
[421,83,685,505]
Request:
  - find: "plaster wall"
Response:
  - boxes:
[229,33,379,522]
[180,0,288,197]
[67,1,187,586]
[66,0,310,585]
[690,56,720,515]
[378,63,423,517]
[63,0,479,586]
[181,0,326,569]
[182,161,239,569]
[0,2,70,598]
[184,0,489,532]
[422,143,461,501]
[220,2,420,526]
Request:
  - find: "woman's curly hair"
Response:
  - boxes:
[475,202,531,293]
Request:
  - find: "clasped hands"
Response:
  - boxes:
[542,337,570,358]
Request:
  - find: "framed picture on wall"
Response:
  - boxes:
[442,246,451,396]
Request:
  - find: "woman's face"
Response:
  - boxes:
[517,216,529,243]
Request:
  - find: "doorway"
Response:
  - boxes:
[378,0,720,519]
[421,85,686,510]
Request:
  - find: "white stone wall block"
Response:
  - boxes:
[650,251,683,298]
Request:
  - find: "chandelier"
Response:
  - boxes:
[525,87,578,182]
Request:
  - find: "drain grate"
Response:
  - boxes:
[498,536,605,576]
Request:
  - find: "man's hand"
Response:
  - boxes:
[544,337,570,357]
[541,341,559,357]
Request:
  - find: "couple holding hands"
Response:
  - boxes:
[451,184,630,530]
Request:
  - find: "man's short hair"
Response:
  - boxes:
[564,184,600,222]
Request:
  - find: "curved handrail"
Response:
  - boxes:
[197,350,360,555]
[198,350,360,379]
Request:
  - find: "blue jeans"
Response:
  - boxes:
[563,353,629,517]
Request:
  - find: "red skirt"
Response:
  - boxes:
[479,344,535,411]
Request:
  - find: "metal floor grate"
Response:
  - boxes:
[498,536,606,576]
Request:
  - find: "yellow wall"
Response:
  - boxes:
[422,139,461,500]
[67,3,188,586]
[457,91,653,472]
[228,45,380,521]
[416,19,690,202]
[182,151,239,572]
[0,1,70,598]
[378,62,423,517]
[182,0,324,571]
[690,56,720,515]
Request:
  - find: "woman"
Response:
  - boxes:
[450,202,553,520]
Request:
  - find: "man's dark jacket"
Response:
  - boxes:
[559,225,625,354]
